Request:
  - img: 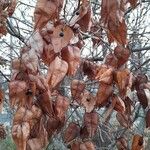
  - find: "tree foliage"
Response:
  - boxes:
[0,0,150,150]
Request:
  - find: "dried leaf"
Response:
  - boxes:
[136,89,148,109]
[135,74,148,88]
[101,0,121,25]
[113,95,125,113]
[128,0,138,8]
[114,46,130,68]
[70,140,81,150]
[116,137,127,150]
[37,90,54,117]
[146,109,150,128]
[96,83,113,107]
[22,50,39,75]
[69,0,92,31]
[101,0,127,45]
[116,112,131,128]
[91,24,102,46]
[31,105,42,120]
[144,89,150,106]
[61,46,80,76]
[40,22,54,43]
[26,81,36,97]
[124,96,133,116]
[41,43,56,65]
[131,134,143,150]
[75,39,85,49]
[47,56,68,89]
[54,94,70,119]
[82,60,99,80]
[24,109,38,127]
[107,19,127,46]
[83,112,99,138]
[45,117,65,138]
[0,124,6,140]
[7,0,17,16]
[104,53,118,68]
[142,82,150,90]
[27,31,44,56]
[71,79,86,102]
[29,74,49,91]
[12,122,30,150]
[34,0,64,29]
[0,11,7,37]
[103,95,117,122]
[13,105,42,128]
[80,141,95,150]
[13,107,29,124]
[0,89,4,112]
[80,126,89,139]
[81,90,96,113]
[11,71,28,81]
[63,122,80,143]
[27,138,45,150]
[27,119,48,150]
[9,81,27,107]
[76,2,92,32]
[10,80,36,108]
[96,65,113,84]
[51,25,74,53]
[12,58,26,71]
[114,69,131,97]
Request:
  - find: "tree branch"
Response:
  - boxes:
[132,46,150,52]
